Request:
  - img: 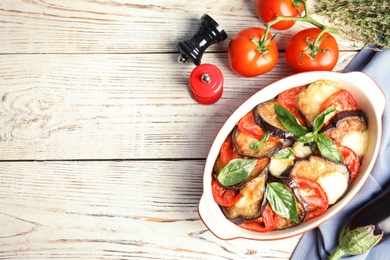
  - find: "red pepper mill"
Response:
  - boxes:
[189,63,224,105]
[176,14,227,105]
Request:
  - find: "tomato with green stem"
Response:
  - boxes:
[285,28,339,73]
[254,0,304,30]
[228,27,278,77]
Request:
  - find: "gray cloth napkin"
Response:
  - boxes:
[291,47,390,260]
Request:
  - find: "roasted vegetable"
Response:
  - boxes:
[290,155,350,205]
[232,126,282,158]
[322,110,368,158]
[214,157,270,190]
[221,165,268,222]
[253,99,297,140]
[328,185,390,259]
[293,176,329,221]
[297,80,341,127]
[266,176,307,229]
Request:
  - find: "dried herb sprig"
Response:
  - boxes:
[314,0,390,49]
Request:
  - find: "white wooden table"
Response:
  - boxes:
[0,1,362,259]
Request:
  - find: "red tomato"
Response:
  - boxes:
[254,0,304,30]
[237,112,280,141]
[211,177,242,207]
[294,177,329,221]
[238,204,278,232]
[286,28,339,73]
[219,136,242,165]
[320,89,360,128]
[277,86,307,126]
[228,27,278,77]
[338,145,361,184]
[320,90,360,113]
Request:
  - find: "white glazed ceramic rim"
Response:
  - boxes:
[198,71,386,241]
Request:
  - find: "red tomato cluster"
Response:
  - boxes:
[227,0,339,76]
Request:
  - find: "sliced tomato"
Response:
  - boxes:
[211,177,242,207]
[237,112,280,141]
[338,145,361,184]
[219,135,242,165]
[238,204,278,232]
[320,90,360,128]
[255,157,271,168]
[320,90,359,113]
[294,177,329,221]
[277,86,307,126]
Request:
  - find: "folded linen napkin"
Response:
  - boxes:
[291,48,390,260]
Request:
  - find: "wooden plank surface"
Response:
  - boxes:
[0,0,362,54]
[0,52,356,160]
[0,0,363,258]
[0,160,300,259]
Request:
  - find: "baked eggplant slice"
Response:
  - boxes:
[232,126,282,158]
[297,80,341,127]
[289,155,350,205]
[222,166,268,222]
[253,99,297,140]
[322,110,368,158]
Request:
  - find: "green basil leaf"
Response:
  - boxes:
[250,131,270,150]
[312,106,336,132]
[297,132,317,143]
[316,133,343,163]
[266,182,299,223]
[217,158,257,186]
[274,147,295,159]
[274,103,308,137]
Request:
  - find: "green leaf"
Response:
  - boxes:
[274,103,309,137]
[316,133,343,163]
[297,132,317,143]
[312,106,336,132]
[266,182,299,223]
[250,131,270,150]
[217,158,257,186]
[274,147,295,159]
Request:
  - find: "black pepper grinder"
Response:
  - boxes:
[176,14,228,66]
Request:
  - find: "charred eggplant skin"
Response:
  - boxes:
[322,110,367,132]
[232,126,283,158]
[348,184,390,237]
[221,167,268,223]
[253,100,297,140]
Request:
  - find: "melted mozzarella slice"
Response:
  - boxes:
[297,80,341,123]
[317,171,349,205]
[269,157,294,177]
[341,130,369,158]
